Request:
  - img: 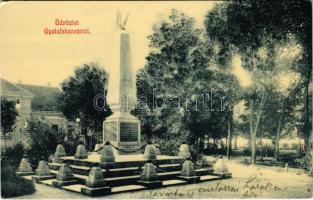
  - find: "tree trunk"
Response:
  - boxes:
[234,136,238,149]
[250,122,256,165]
[249,100,256,165]
[303,79,310,151]
[295,126,303,154]
[260,135,263,161]
[304,133,310,152]
[227,119,232,160]
[274,115,282,161]
[250,92,268,165]
[265,138,268,158]
[309,132,313,175]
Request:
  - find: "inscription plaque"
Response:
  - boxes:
[104,122,117,142]
[120,122,138,142]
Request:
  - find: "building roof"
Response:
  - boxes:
[0,78,34,97]
[16,83,61,112]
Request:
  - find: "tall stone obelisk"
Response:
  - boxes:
[103,13,141,154]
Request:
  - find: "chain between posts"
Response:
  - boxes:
[96,141,186,154]
[96,142,149,154]
[153,142,185,152]
[110,142,148,153]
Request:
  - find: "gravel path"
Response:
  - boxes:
[17,160,313,199]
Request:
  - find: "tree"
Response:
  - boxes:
[204,0,311,164]
[135,9,241,159]
[1,98,18,134]
[59,63,111,146]
[136,10,211,147]
[1,98,19,152]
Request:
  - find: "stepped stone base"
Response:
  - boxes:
[81,186,111,196]
[21,153,231,197]
[177,175,200,182]
[99,162,115,169]
[138,180,162,188]
[212,172,232,178]
[32,174,55,182]
[16,171,35,176]
[57,154,184,168]
[52,179,78,188]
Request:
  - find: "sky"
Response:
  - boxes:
[0,1,219,88]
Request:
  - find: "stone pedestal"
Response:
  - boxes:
[100,143,115,168]
[138,162,162,188]
[94,143,102,154]
[74,144,88,159]
[143,144,157,161]
[213,157,232,178]
[178,144,191,158]
[16,155,34,176]
[54,144,66,162]
[32,160,55,181]
[178,159,200,182]
[52,163,77,187]
[81,166,111,196]
[103,112,141,155]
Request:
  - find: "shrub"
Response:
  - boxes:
[27,117,66,168]
[295,150,313,175]
[243,147,274,157]
[203,142,226,156]
[1,160,35,198]
[64,138,81,156]
[145,135,183,156]
[2,143,25,169]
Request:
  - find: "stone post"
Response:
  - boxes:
[94,143,102,154]
[81,164,111,196]
[52,161,77,187]
[178,158,200,182]
[138,161,162,188]
[16,154,34,176]
[100,142,115,169]
[143,144,157,161]
[54,144,66,162]
[74,143,88,159]
[178,143,191,158]
[32,160,55,181]
[213,156,232,178]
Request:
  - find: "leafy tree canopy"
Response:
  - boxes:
[1,98,18,134]
[59,63,111,134]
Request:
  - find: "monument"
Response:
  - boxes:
[103,12,141,154]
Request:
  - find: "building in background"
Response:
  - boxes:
[16,83,68,132]
[1,78,68,149]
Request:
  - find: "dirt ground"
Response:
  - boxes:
[17,159,313,199]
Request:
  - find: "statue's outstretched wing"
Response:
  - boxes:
[123,13,129,28]
[116,11,129,30]
[117,10,122,28]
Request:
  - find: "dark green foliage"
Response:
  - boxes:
[204,0,311,166]
[1,160,35,198]
[3,143,25,169]
[26,117,66,167]
[1,98,18,134]
[63,138,81,156]
[136,9,240,146]
[205,0,311,64]
[59,63,111,144]
[295,152,313,176]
